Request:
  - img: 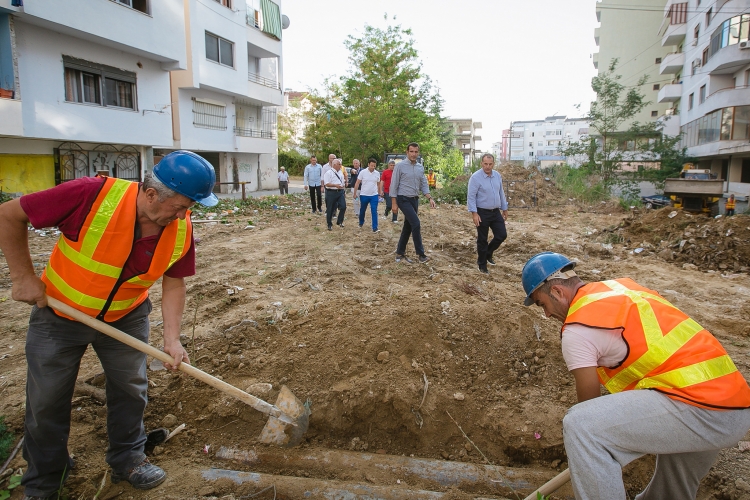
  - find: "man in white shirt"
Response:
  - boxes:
[277,166,289,195]
[322,153,345,218]
[323,159,347,230]
[353,158,382,233]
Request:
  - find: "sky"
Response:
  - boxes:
[280,0,600,151]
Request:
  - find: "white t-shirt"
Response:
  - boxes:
[561,323,628,371]
[358,168,381,196]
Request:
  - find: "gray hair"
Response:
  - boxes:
[143,173,178,202]
[481,153,495,163]
[332,159,342,166]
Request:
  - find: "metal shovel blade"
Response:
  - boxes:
[258,385,310,447]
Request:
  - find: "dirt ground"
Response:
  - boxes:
[1,171,749,500]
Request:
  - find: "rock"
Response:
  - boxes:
[453,392,465,401]
[524,350,534,359]
[464,443,472,452]
[162,414,178,427]
[551,459,561,468]
[535,349,547,358]
[198,485,216,497]
[441,451,449,459]
[736,478,750,492]
[682,263,698,271]
[153,446,164,456]
[658,248,673,261]
[377,351,390,363]
[246,383,273,396]
[376,449,387,455]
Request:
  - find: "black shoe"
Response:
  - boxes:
[487,255,496,266]
[23,496,55,500]
[385,208,391,216]
[395,254,413,264]
[478,264,489,274]
[328,226,333,231]
[338,223,345,228]
[112,459,166,490]
[418,255,430,264]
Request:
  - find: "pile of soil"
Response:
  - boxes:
[1,196,749,499]
[497,163,563,208]
[612,208,750,272]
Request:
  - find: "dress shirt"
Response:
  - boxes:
[467,169,508,212]
[357,168,381,196]
[390,160,429,197]
[304,163,322,186]
[277,171,289,182]
[323,168,346,189]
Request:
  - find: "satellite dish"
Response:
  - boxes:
[282,15,290,29]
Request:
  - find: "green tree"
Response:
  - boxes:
[301,17,450,163]
[431,148,464,181]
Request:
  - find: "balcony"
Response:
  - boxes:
[659,52,685,74]
[233,127,277,154]
[593,52,599,70]
[247,76,283,107]
[246,4,282,58]
[661,23,687,46]
[703,43,750,75]
[657,83,682,103]
[0,96,23,136]
[703,85,750,112]
[594,27,600,46]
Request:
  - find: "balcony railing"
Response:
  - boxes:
[248,72,281,90]
[706,84,750,102]
[234,126,276,139]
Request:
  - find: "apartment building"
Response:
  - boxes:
[446,118,482,165]
[660,0,750,204]
[0,0,286,196]
[594,0,675,131]
[490,129,510,163]
[509,116,590,166]
[0,0,186,195]
[279,89,311,154]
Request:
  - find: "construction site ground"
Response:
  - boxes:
[1,171,750,500]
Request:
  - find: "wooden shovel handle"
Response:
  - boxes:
[523,468,571,500]
[45,296,284,420]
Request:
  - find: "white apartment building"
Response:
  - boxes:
[0,0,186,195]
[446,118,482,166]
[659,0,750,203]
[509,116,590,166]
[594,0,675,131]
[0,0,286,196]
[279,89,311,154]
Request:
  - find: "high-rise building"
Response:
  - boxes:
[509,116,590,166]
[446,118,482,165]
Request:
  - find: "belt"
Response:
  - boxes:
[327,188,342,191]
[477,207,500,211]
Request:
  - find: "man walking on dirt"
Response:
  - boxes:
[277,166,289,195]
[390,142,436,264]
[467,153,508,274]
[521,252,750,500]
[303,155,323,214]
[0,151,218,499]
[381,160,398,223]
[323,158,347,230]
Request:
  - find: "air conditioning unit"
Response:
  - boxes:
[692,39,698,46]
[692,58,702,67]
[740,40,750,49]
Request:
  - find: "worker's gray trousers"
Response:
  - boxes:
[21,301,151,497]
[563,390,750,500]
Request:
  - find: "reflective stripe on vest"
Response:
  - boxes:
[564,278,750,409]
[42,177,192,322]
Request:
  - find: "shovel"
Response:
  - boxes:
[523,468,570,500]
[45,296,310,447]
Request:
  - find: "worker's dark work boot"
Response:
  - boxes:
[112,459,166,490]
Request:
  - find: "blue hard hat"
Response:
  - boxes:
[521,252,575,306]
[153,150,219,207]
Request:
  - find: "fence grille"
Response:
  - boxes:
[192,99,227,130]
[248,72,281,90]
[233,127,276,139]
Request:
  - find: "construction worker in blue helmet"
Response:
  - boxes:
[0,150,218,497]
[521,252,750,500]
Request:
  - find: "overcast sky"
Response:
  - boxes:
[280,0,600,151]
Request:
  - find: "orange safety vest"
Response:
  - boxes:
[563,278,750,410]
[726,198,736,210]
[426,173,436,188]
[42,177,192,322]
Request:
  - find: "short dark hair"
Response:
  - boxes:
[368,158,377,165]
[407,142,420,151]
[310,155,317,159]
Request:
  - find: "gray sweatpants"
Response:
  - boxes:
[22,301,151,497]
[563,390,750,500]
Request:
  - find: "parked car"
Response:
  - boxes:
[641,195,671,209]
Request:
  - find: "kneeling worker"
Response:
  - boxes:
[0,151,219,498]
[522,252,750,500]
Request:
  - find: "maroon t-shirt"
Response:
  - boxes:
[20,177,195,279]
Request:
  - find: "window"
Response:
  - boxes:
[689,93,694,109]
[115,0,149,14]
[702,47,709,65]
[213,0,231,7]
[653,84,660,90]
[193,99,227,130]
[63,56,136,110]
[528,142,533,147]
[538,141,543,146]
[655,57,662,64]
[529,152,534,157]
[531,132,534,137]
[706,8,712,27]
[699,85,706,103]
[205,32,234,67]
[694,24,700,40]
[651,110,658,117]
[742,159,750,184]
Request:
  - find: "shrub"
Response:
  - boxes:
[278,150,310,176]
[429,176,469,205]
[0,416,14,462]
[550,164,609,203]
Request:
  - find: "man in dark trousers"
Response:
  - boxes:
[467,153,508,274]
[323,158,347,230]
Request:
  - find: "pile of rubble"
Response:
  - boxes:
[616,208,750,273]
[497,163,564,208]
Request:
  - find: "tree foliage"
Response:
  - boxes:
[301,18,451,164]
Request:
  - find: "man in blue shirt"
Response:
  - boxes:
[303,155,323,214]
[467,153,508,274]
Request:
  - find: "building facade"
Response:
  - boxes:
[660,0,750,204]
[446,118,482,166]
[509,116,590,166]
[0,0,286,196]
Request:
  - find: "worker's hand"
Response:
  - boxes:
[304,185,309,191]
[164,339,190,371]
[392,202,398,214]
[502,210,508,221]
[472,212,481,227]
[13,274,47,308]
[429,198,436,209]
